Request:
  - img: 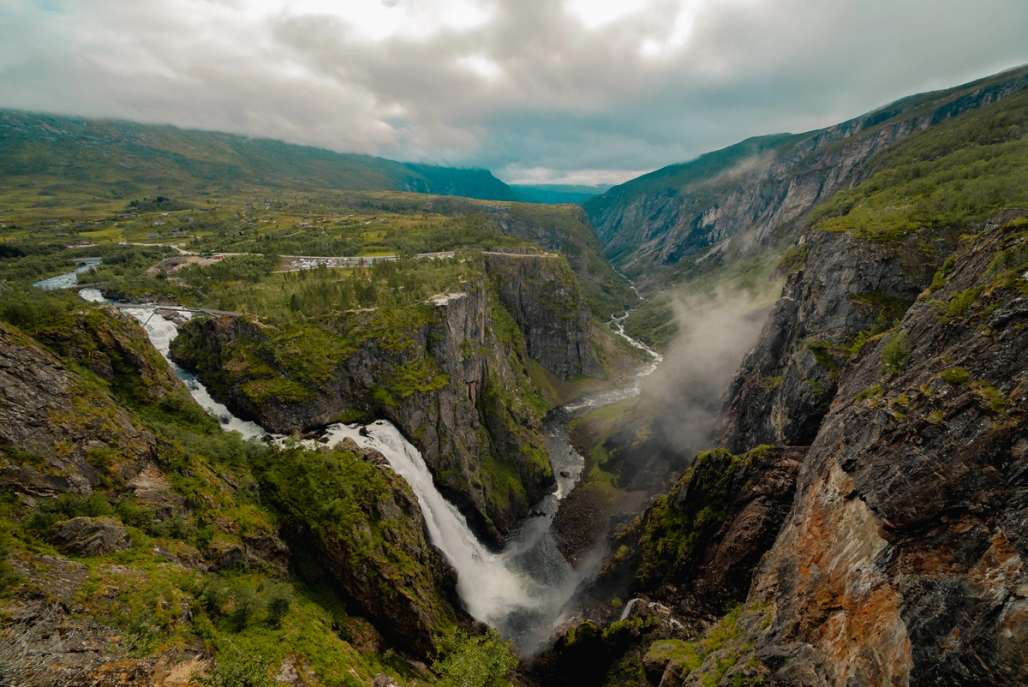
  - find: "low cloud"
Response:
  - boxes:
[639,283,778,458]
[1,1,1026,181]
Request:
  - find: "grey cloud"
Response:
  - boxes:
[1,0,1026,182]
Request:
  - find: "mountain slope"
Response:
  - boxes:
[0,109,514,201]
[536,74,1028,685]
[0,292,470,685]
[587,64,1028,285]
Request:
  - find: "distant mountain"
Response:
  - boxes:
[510,184,609,205]
[0,110,514,201]
[586,64,1028,282]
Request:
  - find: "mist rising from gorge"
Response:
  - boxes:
[638,282,780,464]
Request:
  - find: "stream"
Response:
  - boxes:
[75,286,661,655]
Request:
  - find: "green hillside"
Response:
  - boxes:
[0,110,514,201]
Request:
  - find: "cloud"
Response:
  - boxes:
[1,0,1026,182]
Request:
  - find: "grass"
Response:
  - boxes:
[641,605,766,686]
[811,91,1028,241]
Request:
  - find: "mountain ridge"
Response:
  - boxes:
[586,63,1028,285]
[0,108,516,201]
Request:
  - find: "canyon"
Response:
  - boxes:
[0,62,1026,687]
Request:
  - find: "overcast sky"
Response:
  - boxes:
[2,1,1026,184]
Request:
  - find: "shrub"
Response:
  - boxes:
[26,493,116,536]
[939,367,971,385]
[433,631,518,687]
[856,383,883,401]
[880,330,910,377]
[777,243,809,273]
[971,381,1007,414]
[228,586,258,632]
[0,533,21,594]
[265,589,291,629]
[937,288,980,322]
[202,647,272,687]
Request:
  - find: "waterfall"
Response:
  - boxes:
[313,421,587,652]
[77,288,592,654]
[79,289,265,440]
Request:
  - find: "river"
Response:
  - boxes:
[33,257,103,290]
[76,287,661,655]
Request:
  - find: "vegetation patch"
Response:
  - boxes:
[635,446,772,588]
[880,329,911,377]
[811,91,1028,241]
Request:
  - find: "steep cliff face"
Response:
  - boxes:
[484,252,602,379]
[587,66,1028,282]
[593,445,803,623]
[480,203,637,317]
[718,227,952,452]
[549,214,1027,687]
[739,216,1028,686]
[170,257,602,544]
[0,301,466,684]
[544,76,1028,680]
[0,318,160,498]
[252,440,466,657]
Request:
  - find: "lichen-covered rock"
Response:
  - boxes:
[50,516,131,557]
[742,218,1028,685]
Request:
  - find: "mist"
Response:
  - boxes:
[638,283,779,464]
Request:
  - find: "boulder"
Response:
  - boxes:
[50,516,130,557]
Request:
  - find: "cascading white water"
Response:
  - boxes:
[76,287,659,654]
[79,289,265,440]
[311,421,588,652]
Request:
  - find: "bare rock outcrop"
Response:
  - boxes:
[743,218,1028,685]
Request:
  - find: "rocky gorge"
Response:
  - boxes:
[530,67,1028,683]
[167,252,611,546]
[1,58,1026,687]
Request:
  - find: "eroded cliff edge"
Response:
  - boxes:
[738,215,1028,686]
[170,253,603,544]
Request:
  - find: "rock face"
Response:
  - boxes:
[256,443,467,657]
[0,320,157,498]
[742,218,1028,686]
[556,211,1027,685]
[718,227,952,452]
[171,260,601,543]
[593,445,803,621]
[587,66,1028,281]
[484,252,602,379]
[50,516,131,557]
[479,203,637,317]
